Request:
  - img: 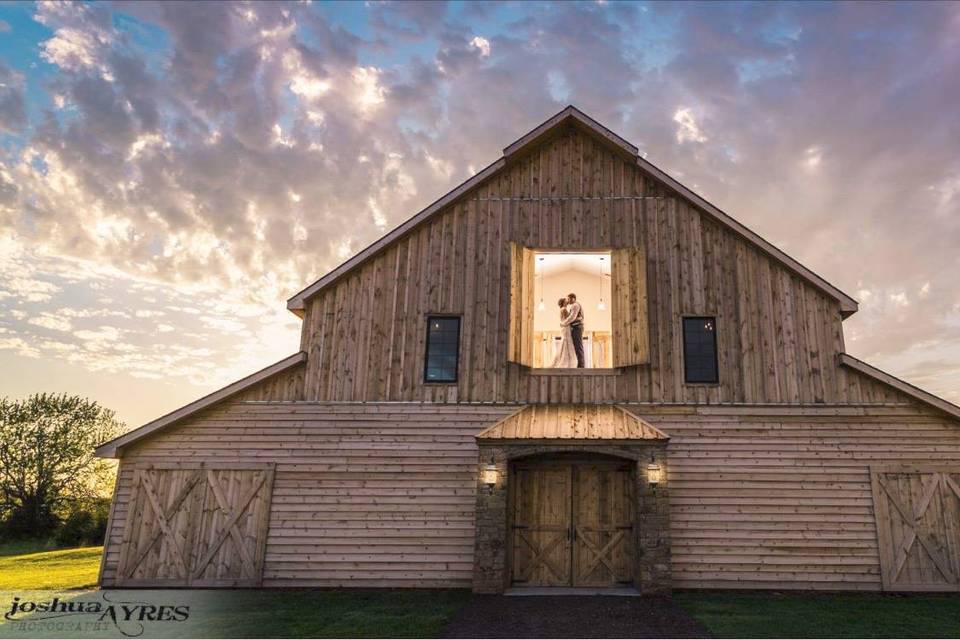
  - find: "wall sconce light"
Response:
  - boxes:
[646,455,662,487]
[482,456,498,491]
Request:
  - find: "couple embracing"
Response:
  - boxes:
[549,293,585,368]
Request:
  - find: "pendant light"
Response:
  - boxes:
[537,256,545,311]
[597,255,607,311]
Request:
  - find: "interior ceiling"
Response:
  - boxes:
[537,253,609,277]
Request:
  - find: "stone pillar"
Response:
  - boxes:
[473,445,509,594]
[636,444,671,595]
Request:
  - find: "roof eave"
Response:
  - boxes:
[839,353,960,421]
[285,157,507,311]
[94,351,308,458]
[635,155,860,317]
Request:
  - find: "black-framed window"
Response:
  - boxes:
[682,316,718,384]
[424,316,460,383]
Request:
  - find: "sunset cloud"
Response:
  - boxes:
[0,1,959,425]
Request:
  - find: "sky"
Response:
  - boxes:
[0,1,958,428]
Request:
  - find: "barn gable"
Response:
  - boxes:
[286,106,858,317]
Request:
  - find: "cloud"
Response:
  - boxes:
[34,2,115,80]
[0,1,959,420]
[470,36,491,58]
[0,61,26,134]
[673,107,707,144]
[28,314,73,332]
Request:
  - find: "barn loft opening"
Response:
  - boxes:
[508,243,648,370]
[534,252,613,368]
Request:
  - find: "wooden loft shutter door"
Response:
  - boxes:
[610,248,649,367]
[508,242,536,367]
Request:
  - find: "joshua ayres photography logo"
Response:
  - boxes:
[4,593,190,637]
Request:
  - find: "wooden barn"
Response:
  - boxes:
[95,107,960,594]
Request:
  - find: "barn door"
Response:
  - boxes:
[117,463,274,587]
[507,242,536,367]
[510,464,572,586]
[573,463,634,586]
[610,248,649,367]
[871,468,960,592]
[510,459,635,588]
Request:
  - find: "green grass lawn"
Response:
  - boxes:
[3,546,960,638]
[0,546,102,590]
[0,586,469,639]
[192,589,470,638]
[676,591,960,638]
[0,545,468,638]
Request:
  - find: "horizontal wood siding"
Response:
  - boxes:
[103,400,960,591]
[299,126,865,405]
[101,402,518,588]
[635,404,960,591]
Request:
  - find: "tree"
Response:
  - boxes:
[0,393,123,538]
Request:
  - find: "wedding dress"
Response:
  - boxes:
[549,311,578,368]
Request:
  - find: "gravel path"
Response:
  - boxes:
[440,595,712,638]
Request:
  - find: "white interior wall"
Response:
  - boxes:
[534,267,611,332]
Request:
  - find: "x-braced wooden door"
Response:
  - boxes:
[116,463,275,587]
[510,459,634,587]
[573,462,635,586]
[871,467,960,592]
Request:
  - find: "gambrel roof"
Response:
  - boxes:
[287,105,859,317]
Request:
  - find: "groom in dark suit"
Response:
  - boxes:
[565,292,585,368]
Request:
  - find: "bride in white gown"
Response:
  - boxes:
[550,297,578,368]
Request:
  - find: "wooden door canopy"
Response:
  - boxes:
[116,463,275,587]
[477,405,669,442]
[870,467,960,592]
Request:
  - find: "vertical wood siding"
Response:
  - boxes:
[101,402,519,588]
[637,405,960,591]
[299,127,861,405]
[231,364,305,401]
